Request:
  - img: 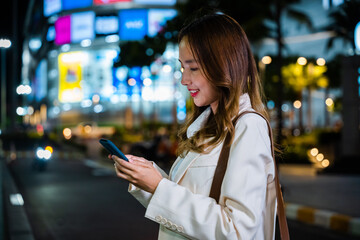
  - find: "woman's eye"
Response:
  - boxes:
[190,68,199,71]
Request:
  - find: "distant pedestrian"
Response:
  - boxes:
[112,9,287,239]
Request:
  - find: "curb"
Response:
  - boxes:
[285,203,360,237]
[1,159,35,240]
[2,150,86,159]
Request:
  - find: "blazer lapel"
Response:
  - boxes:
[169,107,210,183]
[169,94,253,184]
[171,151,201,183]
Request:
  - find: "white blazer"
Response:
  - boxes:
[129,94,277,240]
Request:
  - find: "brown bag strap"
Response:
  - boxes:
[209,111,290,240]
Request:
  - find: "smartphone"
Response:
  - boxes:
[99,138,128,161]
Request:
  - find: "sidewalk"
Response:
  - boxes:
[1,158,35,240]
[279,164,360,237]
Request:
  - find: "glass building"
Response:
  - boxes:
[21,0,186,131]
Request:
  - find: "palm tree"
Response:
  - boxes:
[261,0,312,143]
[322,0,360,172]
[157,0,273,44]
[162,0,312,143]
[323,56,342,127]
[324,0,360,51]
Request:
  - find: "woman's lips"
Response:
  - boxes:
[189,90,199,97]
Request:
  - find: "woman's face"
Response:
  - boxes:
[179,38,219,113]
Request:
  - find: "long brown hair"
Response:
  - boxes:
[177,10,268,157]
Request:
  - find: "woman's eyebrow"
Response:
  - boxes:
[178,59,197,64]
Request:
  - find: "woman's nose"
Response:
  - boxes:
[180,72,190,86]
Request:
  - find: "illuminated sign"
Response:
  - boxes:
[95,15,119,35]
[133,0,176,5]
[55,15,71,45]
[93,0,131,4]
[58,52,85,103]
[119,9,148,41]
[71,11,95,43]
[44,0,62,17]
[35,60,48,101]
[323,0,344,10]
[62,0,93,10]
[46,25,56,42]
[148,9,177,37]
[355,22,360,51]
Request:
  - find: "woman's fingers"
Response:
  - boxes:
[113,155,151,169]
[130,159,152,167]
[114,164,133,181]
[114,160,135,176]
[112,156,148,177]
[113,155,162,193]
[127,155,148,163]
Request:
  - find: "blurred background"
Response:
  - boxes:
[0,0,359,240]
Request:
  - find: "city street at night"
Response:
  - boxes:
[4,151,158,240]
[2,147,360,240]
[1,0,360,239]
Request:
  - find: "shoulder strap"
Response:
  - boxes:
[209,111,249,202]
[209,111,290,240]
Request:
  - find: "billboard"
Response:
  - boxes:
[71,11,95,42]
[148,9,177,37]
[94,0,131,4]
[95,15,119,35]
[55,15,71,45]
[355,22,360,51]
[46,25,56,42]
[62,0,93,10]
[119,9,148,41]
[133,0,176,5]
[58,52,84,103]
[34,60,48,101]
[44,0,62,17]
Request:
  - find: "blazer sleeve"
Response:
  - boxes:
[144,114,275,239]
[128,162,169,208]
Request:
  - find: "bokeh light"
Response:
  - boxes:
[63,128,72,140]
[297,57,307,65]
[293,100,302,109]
[316,153,324,161]
[310,148,319,156]
[316,58,326,66]
[261,56,272,65]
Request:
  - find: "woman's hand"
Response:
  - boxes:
[112,155,163,194]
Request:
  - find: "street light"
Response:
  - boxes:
[297,57,307,66]
[259,56,272,82]
[293,100,302,109]
[316,58,326,66]
[0,38,11,132]
[261,56,272,65]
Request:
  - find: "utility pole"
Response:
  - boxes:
[11,0,19,130]
[0,39,12,131]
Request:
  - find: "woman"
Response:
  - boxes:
[113,10,277,239]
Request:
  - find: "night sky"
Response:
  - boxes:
[0,0,29,68]
[0,0,28,39]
